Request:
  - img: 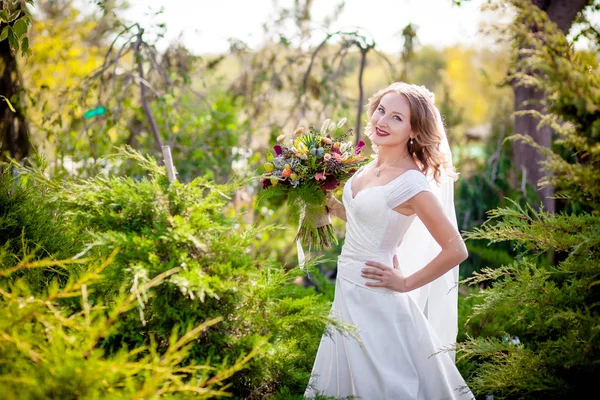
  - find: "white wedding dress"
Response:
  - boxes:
[304,165,474,400]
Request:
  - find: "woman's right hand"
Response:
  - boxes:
[326,192,346,221]
[326,191,340,209]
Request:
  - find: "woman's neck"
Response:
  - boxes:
[375,146,411,167]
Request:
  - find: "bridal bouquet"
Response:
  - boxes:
[258,118,369,251]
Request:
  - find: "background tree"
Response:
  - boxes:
[511,0,595,213]
[0,0,33,163]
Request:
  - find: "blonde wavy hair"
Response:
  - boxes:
[364,82,456,183]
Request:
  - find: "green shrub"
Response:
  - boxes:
[0,252,244,400]
[459,2,600,398]
[0,168,83,290]
[7,147,344,399]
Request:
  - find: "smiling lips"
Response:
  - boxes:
[375,127,390,137]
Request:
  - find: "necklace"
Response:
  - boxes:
[374,153,412,177]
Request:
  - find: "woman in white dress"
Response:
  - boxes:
[304,82,474,399]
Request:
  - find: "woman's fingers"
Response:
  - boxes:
[364,261,388,270]
[361,267,382,275]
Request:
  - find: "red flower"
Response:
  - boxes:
[273,145,283,156]
[320,174,339,191]
[260,177,272,189]
[314,172,326,181]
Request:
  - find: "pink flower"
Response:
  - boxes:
[355,140,366,154]
[314,172,326,181]
[334,153,342,162]
[324,153,332,161]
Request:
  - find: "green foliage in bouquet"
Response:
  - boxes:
[257,119,370,251]
[5,146,350,398]
[458,2,600,398]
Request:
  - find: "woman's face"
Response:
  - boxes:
[369,91,413,148]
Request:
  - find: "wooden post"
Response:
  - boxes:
[161,145,177,183]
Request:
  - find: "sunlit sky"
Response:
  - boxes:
[122,0,513,55]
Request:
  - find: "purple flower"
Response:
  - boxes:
[273,145,283,156]
[355,140,366,154]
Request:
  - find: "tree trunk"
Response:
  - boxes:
[0,20,30,163]
[512,0,590,213]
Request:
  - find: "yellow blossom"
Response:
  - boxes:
[294,139,308,154]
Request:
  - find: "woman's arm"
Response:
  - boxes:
[326,192,346,222]
[361,191,467,292]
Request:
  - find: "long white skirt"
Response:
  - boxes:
[304,272,474,400]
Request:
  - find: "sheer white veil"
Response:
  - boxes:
[395,101,460,362]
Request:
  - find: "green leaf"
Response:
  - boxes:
[13,18,27,38]
[0,11,8,22]
[21,37,31,58]
[8,30,19,52]
[0,26,8,41]
[8,10,20,22]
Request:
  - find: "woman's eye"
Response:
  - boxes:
[377,107,384,113]
[394,116,401,121]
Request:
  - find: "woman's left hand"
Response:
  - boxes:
[362,255,410,292]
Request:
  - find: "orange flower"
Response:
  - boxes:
[294,127,305,135]
[282,168,292,178]
[342,156,366,164]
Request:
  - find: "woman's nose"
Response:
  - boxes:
[377,114,389,127]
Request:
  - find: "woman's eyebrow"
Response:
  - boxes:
[379,104,405,118]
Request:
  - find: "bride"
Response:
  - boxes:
[304,82,474,399]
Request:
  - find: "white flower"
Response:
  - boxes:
[320,118,331,134]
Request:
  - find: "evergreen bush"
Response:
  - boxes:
[0,167,83,290]
[4,147,343,399]
[458,2,600,398]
